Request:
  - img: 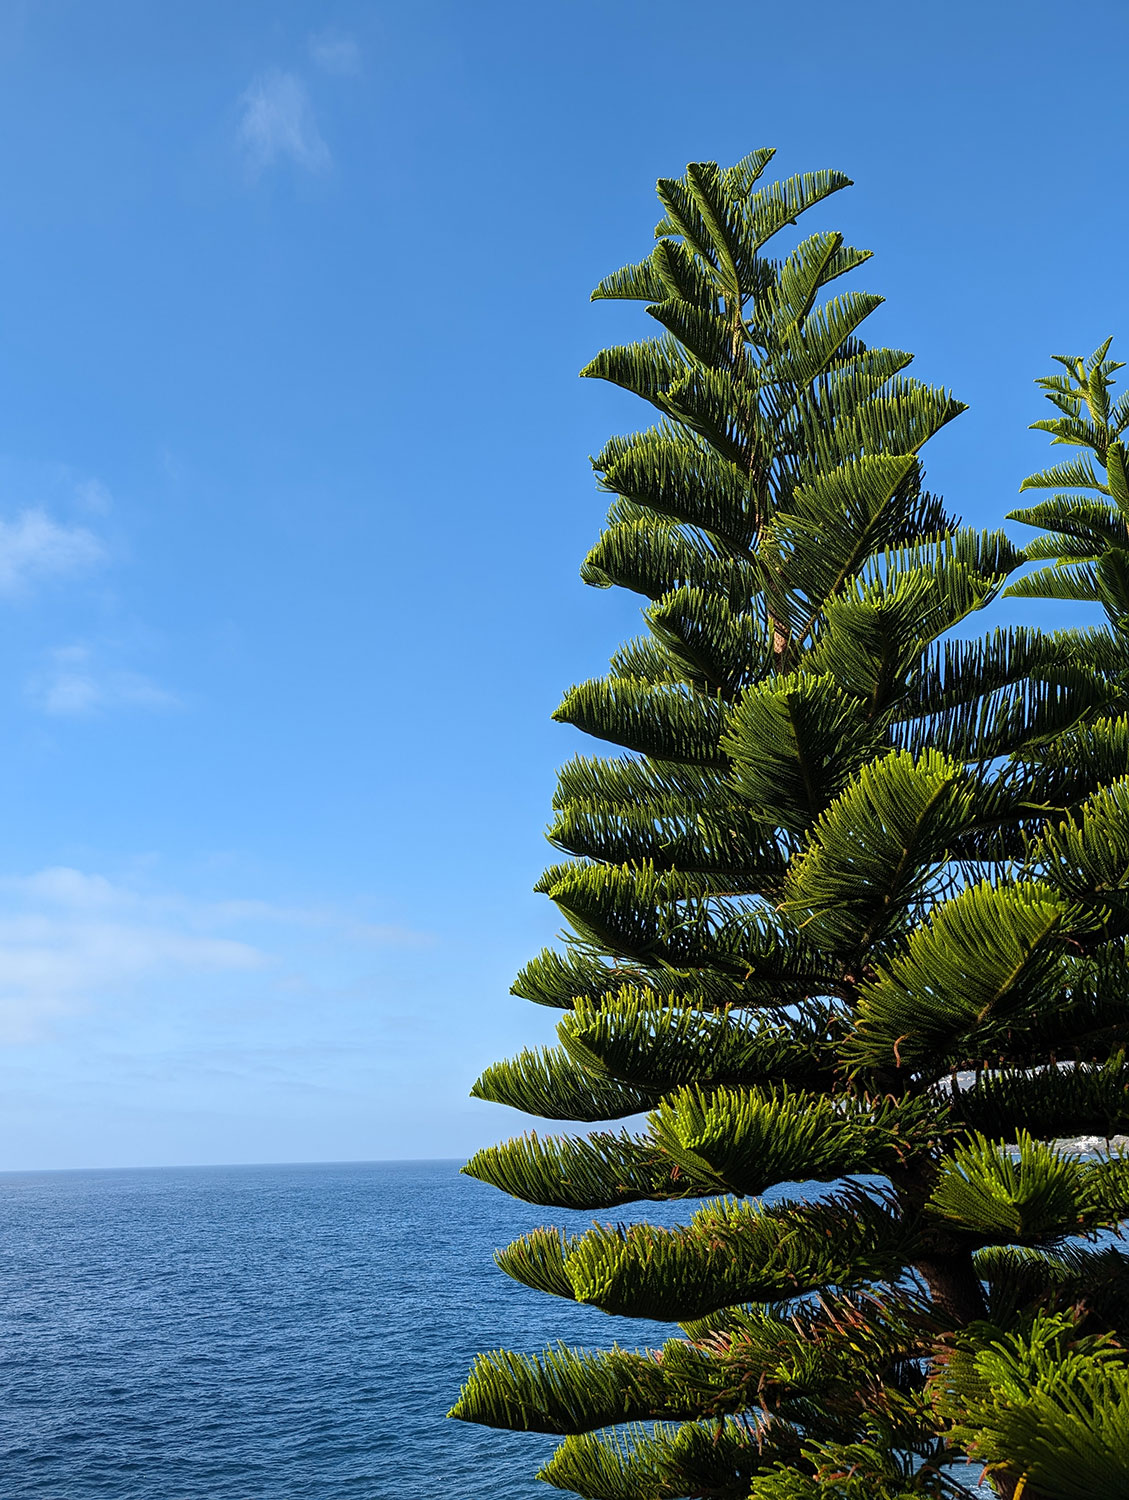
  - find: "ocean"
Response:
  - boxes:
[0,1159,701,1499]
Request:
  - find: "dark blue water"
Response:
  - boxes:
[0,1160,700,1498]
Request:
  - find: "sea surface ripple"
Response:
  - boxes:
[0,1160,702,1498]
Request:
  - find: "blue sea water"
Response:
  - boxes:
[0,1160,701,1499]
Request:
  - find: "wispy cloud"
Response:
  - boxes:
[0,870,265,1043]
[309,31,361,76]
[0,509,104,596]
[31,644,180,717]
[73,478,113,515]
[237,69,331,175]
[0,866,427,1042]
[13,870,428,943]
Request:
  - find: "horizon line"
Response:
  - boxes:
[0,1155,471,1176]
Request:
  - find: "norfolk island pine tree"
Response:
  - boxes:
[447,152,1129,1500]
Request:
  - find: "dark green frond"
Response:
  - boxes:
[1026,778,1129,926]
[903,627,1065,719]
[930,1313,1129,1499]
[511,945,649,1010]
[896,666,1109,764]
[765,291,885,390]
[1004,561,1101,602]
[647,297,737,368]
[548,790,786,882]
[559,989,836,1093]
[660,366,758,468]
[724,672,882,834]
[495,1226,580,1300]
[591,258,668,303]
[539,1419,784,1500]
[581,516,758,601]
[650,237,722,308]
[594,428,757,549]
[798,380,965,472]
[448,1342,692,1433]
[471,1046,662,1121]
[1020,456,1110,495]
[581,338,688,408]
[647,1084,903,1198]
[647,587,772,696]
[926,1133,1092,1244]
[846,881,1071,1077]
[554,1188,906,1321]
[463,1128,698,1209]
[553,678,728,765]
[721,147,777,200]
[605,634,682,685]
[541,862,817,985]
[780,749,977,953]
[764,232,849,336]
[760,454,922,634]
[553,752,727,812]
[952,1056,1129,1142]
[1010,715,1129,811]
[746,169,853,249]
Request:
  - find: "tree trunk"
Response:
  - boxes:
[913,1251,987,1324]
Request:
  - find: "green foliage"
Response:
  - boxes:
[779,748,979,953]
[558,988,837,1092]
[448,1342,699,1433]
[454,155,1129,1500]
[538,1418,792,1500]
[470,1045,663,1121]
[723,670,883,832]
[463,1127,698,1209]
[647,1085,906,1197]
[846,881,1071,1076]
[496,1187,908,1321]
[930,1313,1129,1499]
[1008,343,1129,679]
[952,1055,1129,1142]
[976,1243,1129,1333]
[925,1133,1100,1244]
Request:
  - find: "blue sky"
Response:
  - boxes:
[0,0,1126,1168]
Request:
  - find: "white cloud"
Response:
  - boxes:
[0,509,104,596]
[17,868,121,909]
[309,32,361,76]
[32,644,180,717]
[238,70,331,174]
[0,866,425,1043]
[0,870,267,1043]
